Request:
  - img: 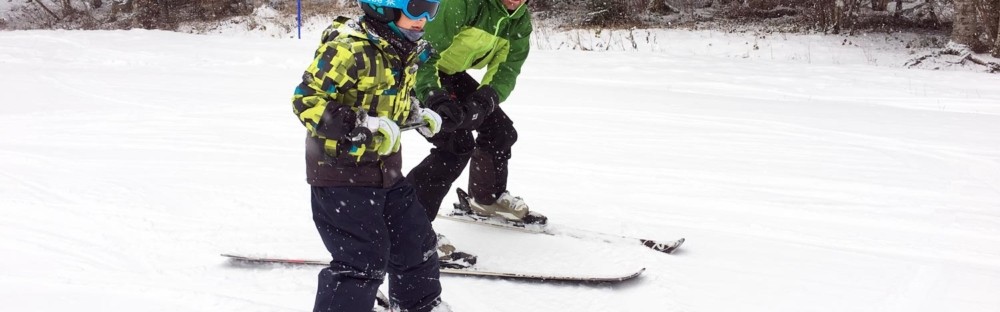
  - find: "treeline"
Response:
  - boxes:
[20,0,290,28]
[11,0,1000,56]
[559,0,943,31]
[546,0,997,56]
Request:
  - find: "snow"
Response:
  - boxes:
[2,28,1000,312]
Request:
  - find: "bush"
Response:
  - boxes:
[119,0,255,29]
[584,0,647,27]
[196,0,253,19]
[530,0,554,11]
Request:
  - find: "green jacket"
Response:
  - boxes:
[416,0,532,103]
[291,16,430,188]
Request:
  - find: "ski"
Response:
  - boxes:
[221,253,645,283]
[375,290,390,311]
[442,188,686,254]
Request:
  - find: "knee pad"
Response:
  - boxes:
[446,131,477,156]
[430,130,476,157]
[476,121,517,152]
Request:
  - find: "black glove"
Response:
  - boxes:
[425,89,464,132]
[459,86,498,130]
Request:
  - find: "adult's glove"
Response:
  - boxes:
[415,108,442,138]
[424,89,463,132]
[349,115,401,155]
[459,86,498,130]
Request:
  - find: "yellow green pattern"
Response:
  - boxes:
[291,16,422,161]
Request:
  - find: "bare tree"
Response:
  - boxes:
[844,0,861,34]
[648,0,680,14]
[31,0,62,20]
[133,0,163,28]
[984,0,999,54]
[60,0,74,14]
[530,0,553,10]
[924,0,940,25]
[872,0,889,11]
[584,0,647,26]
[908,0,999,72]
[808,0,837,33]
[994,0,1000,56]
[832,0,862,34]
[952,0,982,50]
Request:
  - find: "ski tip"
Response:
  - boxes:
[668,238,686,254]
[615,267,646,282]
[640,237,686,254]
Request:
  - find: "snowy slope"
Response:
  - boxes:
[1,29,999,312]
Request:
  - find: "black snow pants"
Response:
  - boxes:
[310,179,441,312]
[407,71,519,221]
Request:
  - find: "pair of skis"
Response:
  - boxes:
[223,189,684,283]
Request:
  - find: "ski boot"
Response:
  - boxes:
[375,294,452,312]
[436,233,477,269]
[467,190,548,225]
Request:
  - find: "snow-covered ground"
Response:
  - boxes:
[2,27,1000,312]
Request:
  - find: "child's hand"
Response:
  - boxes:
[416,108,442,138]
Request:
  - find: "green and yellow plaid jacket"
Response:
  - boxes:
[292,16,430,188]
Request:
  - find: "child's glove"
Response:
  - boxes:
[352,116,401,155]
[415,108,442,138]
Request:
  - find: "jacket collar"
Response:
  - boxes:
[491,0,528,19]
[361,17,434,66]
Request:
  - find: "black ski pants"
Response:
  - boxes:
[407,71,518,221]
[310,180,441,312]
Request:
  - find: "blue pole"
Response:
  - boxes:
[297,0,302,39]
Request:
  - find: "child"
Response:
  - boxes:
[290,0,448,311]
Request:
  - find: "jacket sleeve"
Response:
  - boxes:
[414,0,477,102]
[482,14,531,103]
[291,40,364,139]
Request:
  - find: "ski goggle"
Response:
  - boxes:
[402,0,440,21]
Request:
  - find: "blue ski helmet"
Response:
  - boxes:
[359,0,441,23]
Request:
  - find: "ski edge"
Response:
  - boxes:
[436,213,547,234]
[442,267,646,283]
